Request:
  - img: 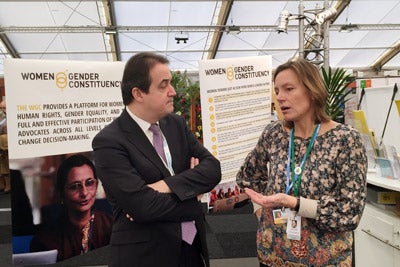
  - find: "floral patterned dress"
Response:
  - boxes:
[236,121,367,267]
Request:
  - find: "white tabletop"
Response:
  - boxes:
[367,169,400,192]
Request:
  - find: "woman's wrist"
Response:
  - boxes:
[294,197,300,212]
[286,195,298,210]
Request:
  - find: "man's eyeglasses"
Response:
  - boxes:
[65,178,97,193]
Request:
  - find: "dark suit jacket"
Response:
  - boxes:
[92,110,221,267]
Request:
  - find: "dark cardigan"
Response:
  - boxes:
[30,209,112,262]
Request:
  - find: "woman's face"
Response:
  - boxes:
[63,164,97,214]
[274,68,314,123]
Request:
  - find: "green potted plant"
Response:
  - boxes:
[321,67,354,123]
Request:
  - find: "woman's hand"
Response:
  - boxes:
[244,188,297,209]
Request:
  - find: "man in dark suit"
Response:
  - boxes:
[92,52,221,267]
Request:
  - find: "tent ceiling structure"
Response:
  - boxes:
[0,0,400,78]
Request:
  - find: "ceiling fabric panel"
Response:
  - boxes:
[386,52,400,68]
[337,48,387,67]
[0,1,109,67]
[114,1,218,70]
[114,2,171,26]
[0,0,399,77]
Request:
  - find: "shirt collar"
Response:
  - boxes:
[125,107,156,133]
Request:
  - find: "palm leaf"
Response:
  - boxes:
[322,67,354,123]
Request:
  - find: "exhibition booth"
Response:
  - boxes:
[0,1,400,267]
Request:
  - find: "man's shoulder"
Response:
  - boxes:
[96,117,119,134]
[92,116,124,145]
[161,113,185,125]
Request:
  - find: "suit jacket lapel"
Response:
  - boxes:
[119,109,171,177]
[159,117,184,173]
[158,117,178,162]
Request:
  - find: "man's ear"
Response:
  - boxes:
[131,87,144,102]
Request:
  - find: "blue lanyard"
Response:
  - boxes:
[285,124,320,196]
[162,138,175,175]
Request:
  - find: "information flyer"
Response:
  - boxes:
[4,58,124,264]
[199,56,272,183]
[5,59,125,159]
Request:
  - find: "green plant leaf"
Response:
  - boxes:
[322,67,354,123]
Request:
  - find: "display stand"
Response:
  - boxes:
[354,172,400,267]
[360,85,400,153]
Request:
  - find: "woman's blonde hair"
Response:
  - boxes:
[274,58,330,127]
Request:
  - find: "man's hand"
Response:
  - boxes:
[126,213,134,222]
[190,157,199,169]
[189,157,203,201]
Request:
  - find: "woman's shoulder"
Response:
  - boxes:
[93,209,112,218]
[320,120,337,133]
[261,120,287,140]
[264,120,285,132]
[93,210,113,227]
[321,121,364,144]
[30,222,63,248]
[322,121,359,134]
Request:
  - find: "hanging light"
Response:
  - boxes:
[339,6,357,33]
[339,23,358,33]
[277,10,291,34]
[227,25,241,35]
[175,32,189,44]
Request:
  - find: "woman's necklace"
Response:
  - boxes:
[285,124,321,196]
[81,214,94,254]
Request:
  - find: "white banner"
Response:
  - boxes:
[4,59,125,159]
[199,56,272,183]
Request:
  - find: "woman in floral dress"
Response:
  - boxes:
[237,58,367,267]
